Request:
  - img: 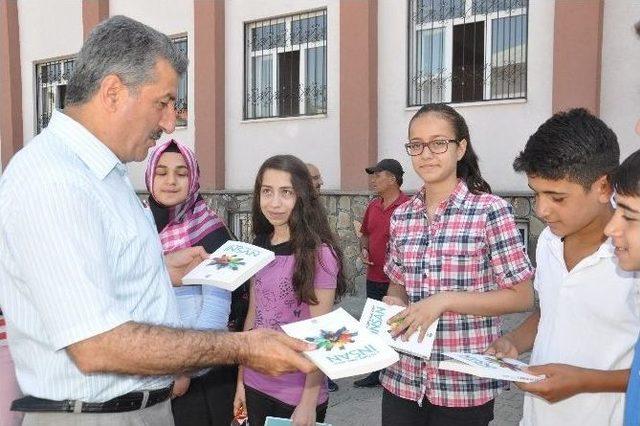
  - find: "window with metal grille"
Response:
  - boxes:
[244,9,327,120]
[172,36,188,127]
[35,58,75,134]
[407,0,528,106]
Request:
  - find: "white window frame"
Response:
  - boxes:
[245,9,327,119]
[483,11,528,99]
[408,0,527,106]
[411,25,452,103]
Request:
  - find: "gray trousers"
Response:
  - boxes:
[21,399,174,426]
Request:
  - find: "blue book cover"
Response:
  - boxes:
[265,417,332,426]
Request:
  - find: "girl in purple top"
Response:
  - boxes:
[234,155,346,426]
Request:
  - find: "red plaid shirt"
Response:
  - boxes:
[381,180,534,407]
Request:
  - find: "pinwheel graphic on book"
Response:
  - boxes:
[305,327,358,351]
[281,308,400,380]
[208,254,246,270]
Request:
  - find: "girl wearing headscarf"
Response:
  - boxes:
[145,139,246,426]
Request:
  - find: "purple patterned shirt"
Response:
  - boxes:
[244,241,339,406]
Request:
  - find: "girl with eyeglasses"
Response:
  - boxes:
[233,155,346,426]
[381,103,535,426]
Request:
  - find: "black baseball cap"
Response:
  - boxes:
[365,159,404,183]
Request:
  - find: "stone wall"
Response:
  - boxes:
[142,191,542,292]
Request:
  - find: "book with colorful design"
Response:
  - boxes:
[181,240,275,291]
[438,352,545,383]
[280,308,399,380]
[265,417,332,426]
[359,298,439,359]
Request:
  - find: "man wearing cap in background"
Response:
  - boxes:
[354,159,410,388]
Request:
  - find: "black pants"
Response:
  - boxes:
[171,365,237,426]
[381,389,494,426]
[366,279,388,301]
[245,385,328,426]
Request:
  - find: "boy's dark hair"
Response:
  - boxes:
[513,108,619,189]
[610,150,640,197]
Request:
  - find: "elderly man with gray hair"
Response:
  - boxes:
[0,16,314,426]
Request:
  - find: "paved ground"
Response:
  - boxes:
[324,279,528,426]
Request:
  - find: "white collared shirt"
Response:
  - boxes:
[521,227,640,426]
[0,111,180,402]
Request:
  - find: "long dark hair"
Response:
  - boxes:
[409,103,491,194]
[252,155,346,305]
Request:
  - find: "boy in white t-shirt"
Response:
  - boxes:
[487,109,640,425]
[605,150,640,426]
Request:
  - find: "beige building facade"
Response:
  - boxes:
[3,0,639,190]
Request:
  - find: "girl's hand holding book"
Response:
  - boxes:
[387,294,447,343]
[164,246,209,286]
[484,336,519,359]
[515,363,591,403]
